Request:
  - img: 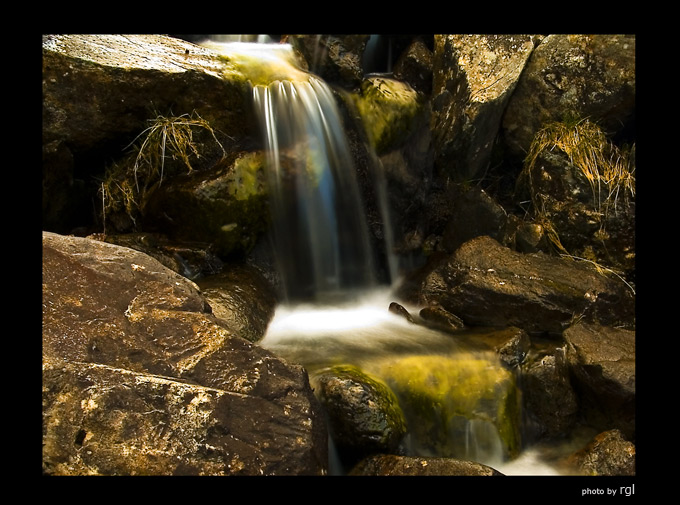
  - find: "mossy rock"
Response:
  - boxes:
[352,76,423,154]
[374,353,521,461]
[142,151,270,258]
[312,364,407,462]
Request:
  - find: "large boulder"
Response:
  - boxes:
[42,34,260,239]
[502,34,635,161]
[409,236,635,335]
[374,353,522,462]
[563,322,635,439]
[430,34,536,182]
[312,365,407,467]
[42,232,327,475]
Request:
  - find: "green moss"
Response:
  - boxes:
[227,152,267,201]
[375,354,521,459]
[210,43,311,88]
[352,76,423,154]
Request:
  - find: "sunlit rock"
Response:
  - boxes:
[42,232,327,475]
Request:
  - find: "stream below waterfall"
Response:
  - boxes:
[260,288,591,476]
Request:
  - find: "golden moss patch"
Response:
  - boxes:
[352,76,423,154]
[375,354,521,459]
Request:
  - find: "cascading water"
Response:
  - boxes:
[252,76,377,301]
[203,37,567,476]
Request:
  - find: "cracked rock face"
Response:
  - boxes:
[42,232,327,475]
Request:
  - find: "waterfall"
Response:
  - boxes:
[205,39,381,302]
[252,76,377,301]
[201,38,562,475]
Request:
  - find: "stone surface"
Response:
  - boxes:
[502,34,635,161]
[415,236,635,335]
[567,429,635,476]
[563,322,635,439]
[349,454,504,476]
[312,365,407,466]
[42,231,327,475]
[42,34,255,234]
[431,34,536,181]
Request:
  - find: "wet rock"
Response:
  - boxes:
[463,326,531,369]
[522,348,580,439]
[312,365,407,466]
[285,35,369,89]
[376,354,521,460]
[388,302,415,323]
[141,151,270,257]
[416,236,635,335]
[352,75,424,155]
[563,322,635,439]
[42,34,254,233]
[566,429,635,476]
[197,264,277,343]
[42,232,327,475]
[431,34,536,181]
[349,454,504,476]
[418,305,464,333]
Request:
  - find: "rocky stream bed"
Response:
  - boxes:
[42,34,636,481]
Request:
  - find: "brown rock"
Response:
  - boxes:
[42,232,327,475]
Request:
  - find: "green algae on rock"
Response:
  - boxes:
[375,353,522,462]
[352,76,423,154]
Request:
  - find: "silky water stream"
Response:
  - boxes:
[204,39,573,476]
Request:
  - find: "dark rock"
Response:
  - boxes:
[388,302,415,323]
[416,236,635,335]
[441,185,508,253]
[140,151,270,258]
[42,34,255,235]
[418,305,464,333]
[522,348,579,439]
[349,454,504,476]
[285,34,369,89]
[431,34,536,182]
[393,37,434,95]
[503,34,635,162]
[566,429,635,476]
[312,365,407,466]
[42,232,327,475]
[197,265,277,343]
[563,322,635,439]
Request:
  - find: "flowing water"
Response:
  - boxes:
[203,38,575,476]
